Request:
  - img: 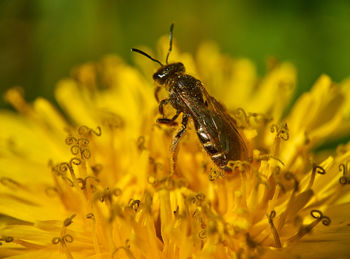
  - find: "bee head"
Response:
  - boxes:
[152,62,185,84]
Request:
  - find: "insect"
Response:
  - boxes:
[132,24,251,172]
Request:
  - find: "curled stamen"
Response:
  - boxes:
[198,230,207,239]
[63,214,76,227]
[65,136,77,145]
[78,125,90,136]
[129,199,141,212]
[267,210,281,248]
[313,164,326,175]
[78,125,102,137]
[90,126,102,136]
[52,237,61,245]
[196,193,206,201]
[288,210,331,243]
[81,148,91,159]
[208,169,224,181]
[52,235,74,245]
[63,235,73,243]
[233,108,249,128]
[77,176,99,190]
[271,123,289,141]
[58,162,71,174]
[71,145,80,155]
[93,187,120,203]
[339,163,350,185]
[227,160,250,173]
[78,138,89,146]
[308,164,326,189]
[311,210,331,226]
[70,157,82,166]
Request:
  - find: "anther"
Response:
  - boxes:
[63,214,76,227]
[308,164,326,189]
[86,213,95,220]
[198,229,207,239]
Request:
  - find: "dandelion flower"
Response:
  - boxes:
[1,38,350,259]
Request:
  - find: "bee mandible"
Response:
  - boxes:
[132,24,251,173]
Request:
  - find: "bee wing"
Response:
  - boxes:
[180,87,251,161]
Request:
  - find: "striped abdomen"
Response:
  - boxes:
[196,125,230,171]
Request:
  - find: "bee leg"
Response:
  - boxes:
[157,110,180,126]
[170,113,189,175]
[158,98,170,116]
[154,86,161,103]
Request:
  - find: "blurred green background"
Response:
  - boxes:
[1,0,350,108]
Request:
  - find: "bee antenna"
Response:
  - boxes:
[131,48,163,67]
[165,23,174,65]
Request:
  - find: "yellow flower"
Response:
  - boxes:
[1,37,350,259]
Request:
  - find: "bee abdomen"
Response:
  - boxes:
[197,127,228,168]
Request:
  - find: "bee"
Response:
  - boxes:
[132,24,251,172]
